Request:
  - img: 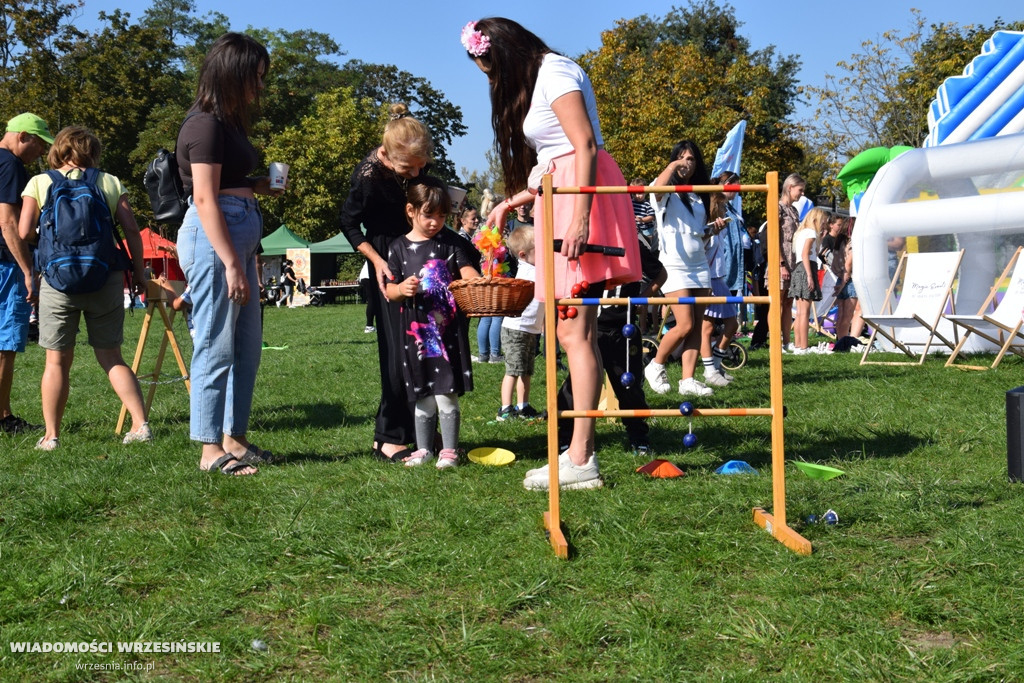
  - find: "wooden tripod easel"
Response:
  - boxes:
[116,280,191,434]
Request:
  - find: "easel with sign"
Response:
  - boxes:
[116,279,190,434]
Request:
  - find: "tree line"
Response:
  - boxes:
[1,0,1016,240]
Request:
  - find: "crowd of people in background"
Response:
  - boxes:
[0,20,873,491]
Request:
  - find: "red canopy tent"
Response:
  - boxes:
[139,228,184,280]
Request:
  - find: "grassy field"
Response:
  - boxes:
[2,303,1023,681]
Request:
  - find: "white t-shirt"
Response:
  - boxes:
[522,53,604,166]
[793,227,819,265]
[501,261,544,334]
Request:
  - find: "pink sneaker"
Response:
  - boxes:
[436,448,460,470]
[402,449,432,467]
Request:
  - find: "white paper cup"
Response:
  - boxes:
[269,162,290,190]
[448,186,467,214]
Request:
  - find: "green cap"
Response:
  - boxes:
[6,113,54,144]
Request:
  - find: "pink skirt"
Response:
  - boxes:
[532,150,642,301]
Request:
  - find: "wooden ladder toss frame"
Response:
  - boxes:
[116,280,191,434]
[538,171,811,558]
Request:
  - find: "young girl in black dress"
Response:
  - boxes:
[385,177,480,468]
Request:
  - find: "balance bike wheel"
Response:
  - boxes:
[721,341,747,371]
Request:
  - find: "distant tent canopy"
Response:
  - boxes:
[139,227,184,280]
[261,225,311,255]
[309,232,356,254]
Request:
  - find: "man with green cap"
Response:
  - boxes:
[0,112,52,434]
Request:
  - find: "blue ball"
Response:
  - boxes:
[682,432,698,448]
[678,401,694,416]
[620,371,635,388]
[622,323,638,339]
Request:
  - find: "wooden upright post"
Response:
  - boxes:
[116,280,190,434]
[541,172,569,559]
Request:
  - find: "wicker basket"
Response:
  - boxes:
[449,276,534,317]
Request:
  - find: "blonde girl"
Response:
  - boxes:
[791,207,829,353]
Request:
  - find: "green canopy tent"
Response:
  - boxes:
[309,232,356,254]
[260,225,311,256]
[308,232,357,286]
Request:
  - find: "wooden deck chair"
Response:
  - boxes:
[945,246,1024,370]
[860,249,965,365]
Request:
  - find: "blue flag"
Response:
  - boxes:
[711,120,746,233]
[711,120,746,177]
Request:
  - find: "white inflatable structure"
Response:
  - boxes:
[926,31,1024,147]
[851,133,1024,352]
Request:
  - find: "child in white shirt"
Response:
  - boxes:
[496,225,545,420]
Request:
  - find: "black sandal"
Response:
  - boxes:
[372,446,413,463]
[202,454,257,476]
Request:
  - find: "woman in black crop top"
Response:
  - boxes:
[175,33,283,476]
[338,103,435,463]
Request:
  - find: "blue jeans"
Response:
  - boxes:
[477,316,503,357]
[177,196,263,443]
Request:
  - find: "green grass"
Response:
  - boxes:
[3,304,1024,681]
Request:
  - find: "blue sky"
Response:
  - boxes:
[78,0,1016,173]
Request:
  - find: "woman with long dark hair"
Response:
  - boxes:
[645,140,726,398]
[176,33,281,475]
[463,17,640,491]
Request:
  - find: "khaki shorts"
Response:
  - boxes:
[38,271,126,350]
[500,327,537,377]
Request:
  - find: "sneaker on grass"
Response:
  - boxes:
[122,422,153,444]
[435,448,460,469]
[402,449,433,467]
[702,367,731,387]
[495,406,518,421]
[644,361,670,395]
[1,414,40,434]
[524,453,603,491]
[678,377,714,397]
[516,404,546,420]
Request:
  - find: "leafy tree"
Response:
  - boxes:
[0,0,83,140]
[339,60,467,184]
[804,10,1023,198]
[59,12,180,185]
[261,87,381,241]
[247,27,346,141]
[460,148,504,211]
[580,1,803,223]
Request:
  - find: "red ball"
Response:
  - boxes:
[566,307,578,319]
[558,311,567,320]
[570,283,583,296]
[557,305,568,313]
[579,280,590,291]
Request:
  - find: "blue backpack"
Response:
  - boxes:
[35,168,129,294]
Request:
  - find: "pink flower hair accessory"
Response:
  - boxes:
[460,21,490,57]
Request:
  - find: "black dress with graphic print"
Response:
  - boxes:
[387,229,474,402]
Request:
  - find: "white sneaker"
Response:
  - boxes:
[35,436,59,451]
[792,347,810,355]
[526,452,572,479]
[363,325,375,333]
[644,361,670,394]
[402,448,433,467]
[712,359,735,382]
[436,448,460,469]
[814,342,833,354]
[785,343,796,353]
[703,367,731,387]
[678,377,714,396]
[524,453,603,491]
